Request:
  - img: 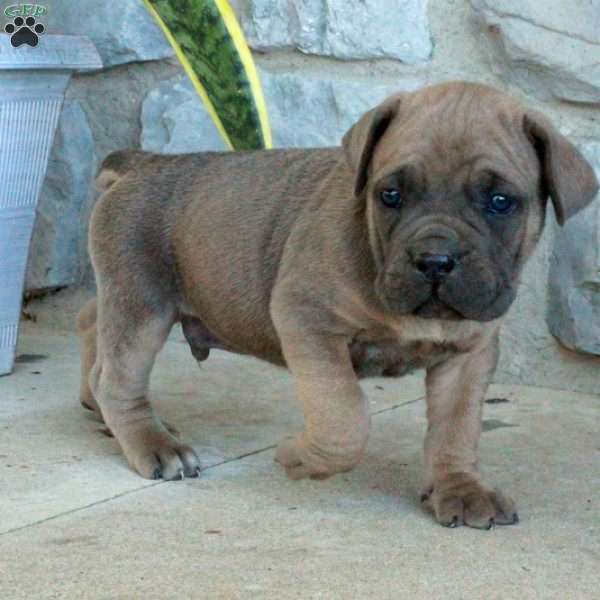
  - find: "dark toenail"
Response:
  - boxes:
[487,518,495,530]
[153,468,162,480]
[195,467,202,477]
[420,493,430,503]
[513,513,520,524]
[448,516,459,528]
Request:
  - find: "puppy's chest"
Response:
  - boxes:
[348,335,457,379]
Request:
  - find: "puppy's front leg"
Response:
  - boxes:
[275,329,370,480]
[422,333,519,529]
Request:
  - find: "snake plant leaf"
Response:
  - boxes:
[143,0,272,151]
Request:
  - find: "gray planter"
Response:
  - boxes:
[0,34,102,376]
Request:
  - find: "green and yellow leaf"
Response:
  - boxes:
[143,0,272,151]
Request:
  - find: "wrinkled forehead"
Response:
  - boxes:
[371,90,539,191]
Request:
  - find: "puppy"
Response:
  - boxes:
[79,81,598,528]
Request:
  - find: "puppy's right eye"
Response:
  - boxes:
[380,189,402,208]
[485,193,516,216]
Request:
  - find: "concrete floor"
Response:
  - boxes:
[1,322,599,599]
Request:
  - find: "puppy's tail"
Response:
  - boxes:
[95,150,148,193]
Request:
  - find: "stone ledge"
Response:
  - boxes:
[140,67,427,153]
[239,0,433,64]
[547,141,600,355]
[471,0,600,103]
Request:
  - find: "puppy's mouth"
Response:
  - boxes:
[412,285,464,321]
[381,269,509,322]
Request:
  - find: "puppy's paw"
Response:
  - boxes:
[117,419,201,481]
[275,434,358,481]
[424,472,519,529]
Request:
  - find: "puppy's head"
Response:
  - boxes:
[343,81,599,322]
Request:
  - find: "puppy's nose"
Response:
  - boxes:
[413,253,456,281]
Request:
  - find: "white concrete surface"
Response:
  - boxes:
[0,323,598,599]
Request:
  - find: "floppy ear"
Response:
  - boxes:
[524,111,599,226]
[342,95,402,197]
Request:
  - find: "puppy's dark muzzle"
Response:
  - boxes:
[380,226,473,319]
[407,224,463,283]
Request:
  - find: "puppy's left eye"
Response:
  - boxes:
[380,189,403,208]
[485,193,515,215]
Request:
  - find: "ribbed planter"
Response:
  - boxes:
[0,35,102,376]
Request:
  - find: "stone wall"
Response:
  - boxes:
[22,0,600,392]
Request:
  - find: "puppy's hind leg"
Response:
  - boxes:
[90,288,201,481]
[77,297,180,439]
[78,298,102,418]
